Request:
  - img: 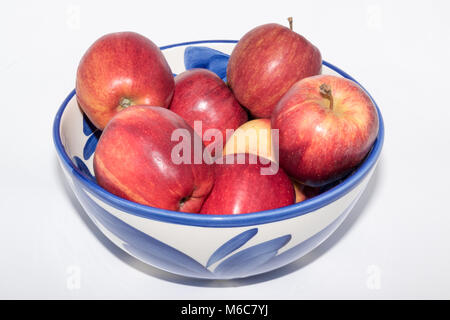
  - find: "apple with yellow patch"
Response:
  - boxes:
[223,119,276,162]
[291,180,321,203]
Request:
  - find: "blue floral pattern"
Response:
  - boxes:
[250,197,358,275]
[72,179,212,277]
[214,234,291,278]
[184,46,230,81]
[82,113,101,160]
[73,178,296,278]
[72,156,95,182]
[206,228,257,267]
[72,177,354,278]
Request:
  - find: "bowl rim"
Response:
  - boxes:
[53,39,384,228]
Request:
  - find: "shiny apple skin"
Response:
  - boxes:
[223,118,275,162]
[76,32,175,130]
[272,75,379,187]
[93,106,214,213]
[227,23,322,118]
[200,154,295,215]
[170,69,247,150]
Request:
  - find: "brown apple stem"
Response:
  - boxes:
[288,17,293,30]
[319,83,333,110]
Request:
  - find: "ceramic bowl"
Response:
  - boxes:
[53,40,384,279]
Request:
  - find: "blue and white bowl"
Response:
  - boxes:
[53,40,384,280]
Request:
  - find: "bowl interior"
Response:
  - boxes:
[53,40,384,227]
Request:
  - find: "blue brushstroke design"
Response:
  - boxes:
[82,112,101,160]
[207,55,229,81]
[83,130,101,160]
[72,179,212,278]
[251,191,363,275]
[184,46,230,81]
[82,113,97,136]
[206,228,258,267]
[214,234,292,278]
[73,156,95,182]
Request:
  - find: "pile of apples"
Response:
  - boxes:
[76,20,379,215]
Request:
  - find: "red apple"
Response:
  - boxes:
[272,75,379,187]
[200,154,295,215]
[76,32,174,130]
[169,69,247,154]
[93,106,214,213]
[227,23,322,118]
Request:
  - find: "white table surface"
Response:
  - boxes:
[1,0,449,299]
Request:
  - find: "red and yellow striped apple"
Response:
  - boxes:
[169,69,247,153]
[200,154,294,215]
[272,75,379,187]
[227,23,321,118]
[93,106,213,213]
[76,32,174,130]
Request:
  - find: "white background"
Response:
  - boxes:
[1,0,449,299]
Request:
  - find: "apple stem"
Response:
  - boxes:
[319,83,333,110]
[288,17,293,31]
[119,97,132,109]
[179,197,187,208]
